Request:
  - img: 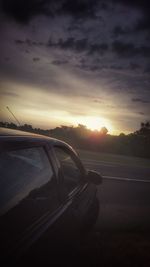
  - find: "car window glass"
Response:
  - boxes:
[0,147,55,215]
[54,147,82,194]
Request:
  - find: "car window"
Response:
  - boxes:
[0,147,56,215]
[54,147,82,194]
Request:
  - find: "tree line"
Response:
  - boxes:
[0,121,150,158]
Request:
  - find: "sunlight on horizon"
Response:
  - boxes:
[65,116,114,134]
[1,81,144,135]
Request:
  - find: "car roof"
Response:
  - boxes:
[0,127,38,137]
[0,127,69,147]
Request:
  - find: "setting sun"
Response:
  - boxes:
[66,116,113,133]
[83,116,111,131]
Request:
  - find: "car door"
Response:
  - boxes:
[0,140,60,262]
[52,145,97,241]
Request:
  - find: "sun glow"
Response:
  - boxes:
[67,116,113,134]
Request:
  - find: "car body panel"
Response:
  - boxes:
[0,128,99,263]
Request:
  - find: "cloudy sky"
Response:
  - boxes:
[0,0,150,134]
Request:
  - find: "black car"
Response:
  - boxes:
[0,127,102,265]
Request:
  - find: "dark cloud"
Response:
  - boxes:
[48,37,88,53]
[112,41,137,57]
[110,64,124,70]
[113,0,150,32]
[1,0,99,23]
[132,98,150,104]
[89,65,101,71]
[26,39,37,46]
[51,59,68,65]
[112,41,150,58]
[0,91,19,97]
[1,0,51,23]
[67,23,81,32]
[76,60,104,72]
[48,36,150,63]
[60,0,99,18]
[138,112,145,115]
[16,38,109,58]
[89,43,108,55]
[113,0,150,14]
[144,65,150,74]
[15,39,25,45]
[140,46,150,57]
[135,18,150,32]
[112,26,128,38]
[48,37,109,57]
[1,0,150,35]
[4,57,10,61]
[33,57,40,62]
[15,39,44,46]
[130,62,140,70]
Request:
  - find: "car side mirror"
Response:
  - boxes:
[86,170,103,185]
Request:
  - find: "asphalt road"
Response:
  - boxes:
[78,158,150,266]
[83,158,150,230]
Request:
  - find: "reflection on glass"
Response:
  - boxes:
[0,147,53,215]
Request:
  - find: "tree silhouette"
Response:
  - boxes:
[141,121,150,129]
[0,120,150,158]
[137,121,150,136]
[100,127,108,135]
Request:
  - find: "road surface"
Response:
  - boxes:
[83,158,150,229]
[78,157,150,266]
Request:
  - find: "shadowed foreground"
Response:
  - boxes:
[74,152,150,266]
[77,229,150,267]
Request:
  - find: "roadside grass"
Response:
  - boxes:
[77,149,150,168]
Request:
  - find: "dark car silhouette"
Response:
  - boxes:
[0,127,102,265]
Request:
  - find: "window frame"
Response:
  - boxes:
[0,139,56,174]
[0,138,73,258]
[52,144,87,198]
[0,139,60,206]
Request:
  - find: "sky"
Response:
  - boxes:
[0,0,150,135]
